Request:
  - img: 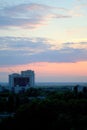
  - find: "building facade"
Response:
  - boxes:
[9,70,35,93]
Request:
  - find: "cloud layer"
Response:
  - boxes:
[0,3,71,29]
[0,37,87,65]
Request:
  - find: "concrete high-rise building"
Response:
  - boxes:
[9,70,35,93]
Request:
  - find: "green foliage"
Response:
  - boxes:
[1,88,87,129]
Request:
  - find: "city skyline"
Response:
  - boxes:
[0,0,87,82]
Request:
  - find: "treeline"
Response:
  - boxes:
[0,87,87,129]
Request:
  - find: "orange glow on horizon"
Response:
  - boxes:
[0,61,87,77]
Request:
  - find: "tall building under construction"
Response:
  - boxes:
[9,70,35,93]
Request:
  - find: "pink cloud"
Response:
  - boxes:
[0,62,87,82]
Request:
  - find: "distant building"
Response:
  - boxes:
[73,85,87,93]
[9,70,35,93]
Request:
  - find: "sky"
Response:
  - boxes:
[0,0,87,82]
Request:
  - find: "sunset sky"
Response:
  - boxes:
[0,0,87,82]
